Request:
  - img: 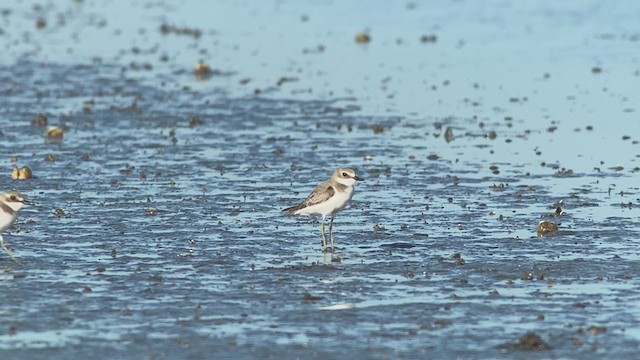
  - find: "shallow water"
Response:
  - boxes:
[1,1,640,359]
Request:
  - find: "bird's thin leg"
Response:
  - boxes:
[0,234,18,263]
[320,215,327,251]
[329,214,335,252]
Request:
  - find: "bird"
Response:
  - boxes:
[283,168,364,252]
[0,191,29,262]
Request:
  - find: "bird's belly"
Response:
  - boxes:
[295,190,353,216]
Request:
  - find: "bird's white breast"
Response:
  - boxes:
[294,186,354,217]
[0,211,18,231]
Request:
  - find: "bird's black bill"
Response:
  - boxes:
[354,176,365,181]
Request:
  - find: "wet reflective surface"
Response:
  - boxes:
[1,1,640,359]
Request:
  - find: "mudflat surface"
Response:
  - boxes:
[1,1,640,359]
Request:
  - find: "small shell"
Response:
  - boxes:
[11,166,32,180]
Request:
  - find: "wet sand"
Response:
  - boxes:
[1,1,639,359]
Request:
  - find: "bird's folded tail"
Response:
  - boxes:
[283,202,306,215]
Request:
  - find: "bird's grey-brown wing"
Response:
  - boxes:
[0,201,14,216]
[283,181,335,214]
[302,181,335,207]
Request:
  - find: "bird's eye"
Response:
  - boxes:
[342,172,348,177]
[9,195,16,201]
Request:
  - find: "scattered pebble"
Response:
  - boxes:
[451,253,465,265]
[521,272,543,281]
[277,76,299,86]
[499,332,550,351]
[444,127,453,143]
[355,32,370,44]
[302,293,323,302]
[420,34,437,43]
[44,154,57,162]
[36,17,46,29]
[45,126,64,140]
[120,164,135,175]
[194,61,213,79]
[189,117,204,127]
[556,168,574,175]
[485,131,497,140]
[32,113,48,126]
[373,224,386,232]
[579,326,607,335]
[537,220,558,237]
[160,23,202,39]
